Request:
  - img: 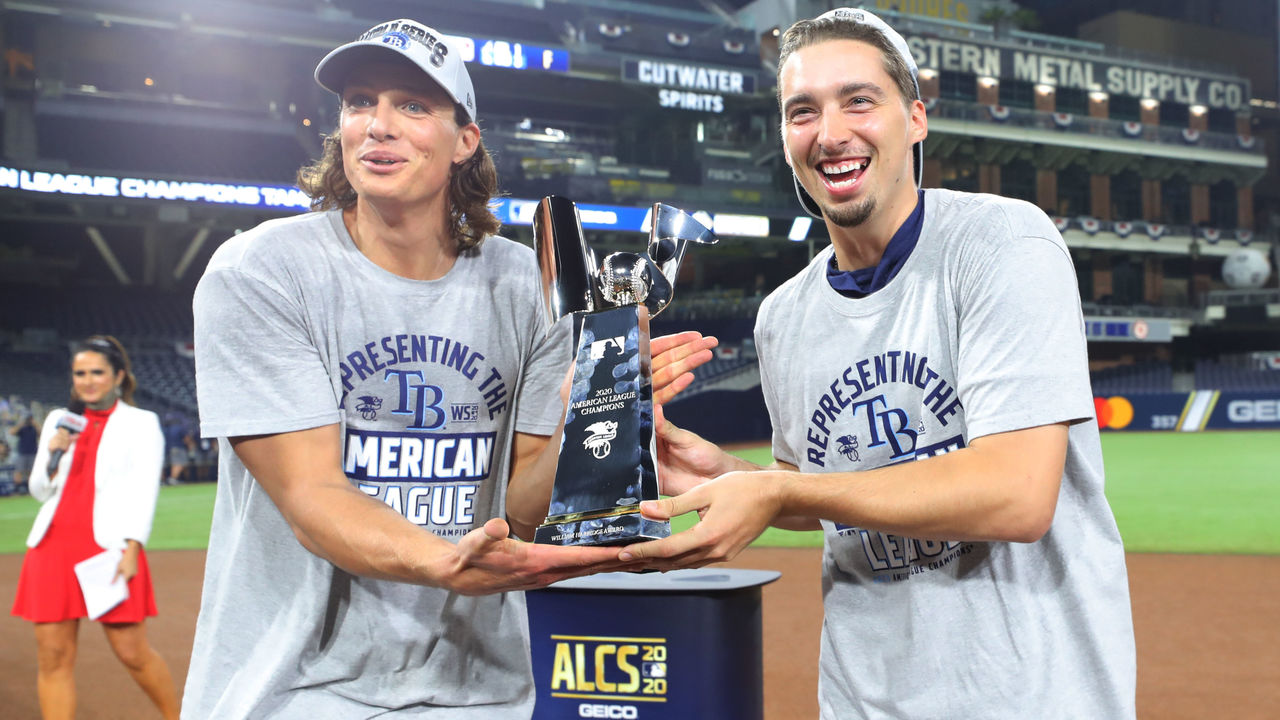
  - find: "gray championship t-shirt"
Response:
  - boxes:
[184,210,565,718]
[756,189,1135,719]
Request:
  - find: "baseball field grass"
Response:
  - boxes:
[2,430,1277,555]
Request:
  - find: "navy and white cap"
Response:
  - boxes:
[314,19,477,122]
[792,7,924,219]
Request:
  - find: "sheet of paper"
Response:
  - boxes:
[73,548,129,620]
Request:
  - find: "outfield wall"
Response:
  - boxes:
[671,387,1280,444]
[1093,391,1280,431]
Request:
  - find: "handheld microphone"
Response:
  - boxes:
[46,401,88,477]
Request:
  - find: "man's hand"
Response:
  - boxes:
[618,470,783,568]
[649,331,717,406]
[443,517,645,595]
[653,405,754,497]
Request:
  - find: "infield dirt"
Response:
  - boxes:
[1,549,1276,719]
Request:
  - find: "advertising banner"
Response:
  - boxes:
[1092,391,1280,431]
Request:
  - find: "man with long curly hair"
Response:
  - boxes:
[184,19,714,717]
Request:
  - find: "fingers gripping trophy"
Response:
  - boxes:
[533,196,716,546]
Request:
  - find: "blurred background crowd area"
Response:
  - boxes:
[2,0,1279,494]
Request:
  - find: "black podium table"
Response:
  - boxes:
[527,568,780,720]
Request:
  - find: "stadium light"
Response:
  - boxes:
[788,216,812,242]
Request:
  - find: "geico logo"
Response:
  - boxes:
[578,703,638,718]
[1227,399,1280,423]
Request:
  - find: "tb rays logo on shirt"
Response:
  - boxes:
[804,349,963,467]
[336,332,510,534]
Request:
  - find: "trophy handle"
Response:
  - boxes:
[643,203,718,317]
[534,196,601,326]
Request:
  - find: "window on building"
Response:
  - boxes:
[1209,180,1238,228]
[1071,249,1093,300]
[1110,255,1144,306]
[1000,159,1035,203]
[940,157,979,193]
[1208,108,1237,134]
[939,72,977,103]
[1161,174,1190,225]
[1000,79,1035,110]
[1160,102,1190,128]
[1056,87,1087,116]
[1058,164,1091,217]
[1109,95,1141,122]
[1112,170,1143,220]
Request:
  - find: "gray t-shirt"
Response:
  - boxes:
[756,189,1135,719]
[184,210,565,718]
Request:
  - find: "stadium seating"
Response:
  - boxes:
[1194,359,1280,391]
[1089,361,1175,395]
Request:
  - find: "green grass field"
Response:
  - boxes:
[3,431,1278,555]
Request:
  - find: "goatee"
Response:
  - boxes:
[825,197,876,228]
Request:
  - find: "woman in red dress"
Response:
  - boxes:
[11,335,180,720]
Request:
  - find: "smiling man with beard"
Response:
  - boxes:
[621,8,1136,719]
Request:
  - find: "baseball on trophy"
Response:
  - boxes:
[600,252,652,306]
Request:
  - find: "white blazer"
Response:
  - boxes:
[26,402,165,550]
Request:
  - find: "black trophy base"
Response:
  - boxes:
[534,511,670,547]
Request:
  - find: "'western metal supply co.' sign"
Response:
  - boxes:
[903,34,1249,110]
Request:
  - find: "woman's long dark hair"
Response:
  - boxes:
[72,335,137,405]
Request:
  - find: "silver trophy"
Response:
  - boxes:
[533,196,717,546]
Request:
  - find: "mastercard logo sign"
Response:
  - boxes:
[1094,396,1134,429]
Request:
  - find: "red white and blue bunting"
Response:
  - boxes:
[1181,128,1202,144]
[1052,112,1074,129]
[1113,221,1134,237]
[1144,223,1166,239]
[988,105,1010,122]
[1236,229,1254,245]
[1078,216,1101,235]
[1052,216,1070,232]
[1200,227,1222,244]
[923,97,938,112]
[1237,134,1256,150]
[667,31,691,47]
[1122,121,1143,137]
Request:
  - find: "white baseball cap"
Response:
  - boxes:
[791,8,924,219]
[314,19,477,122]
